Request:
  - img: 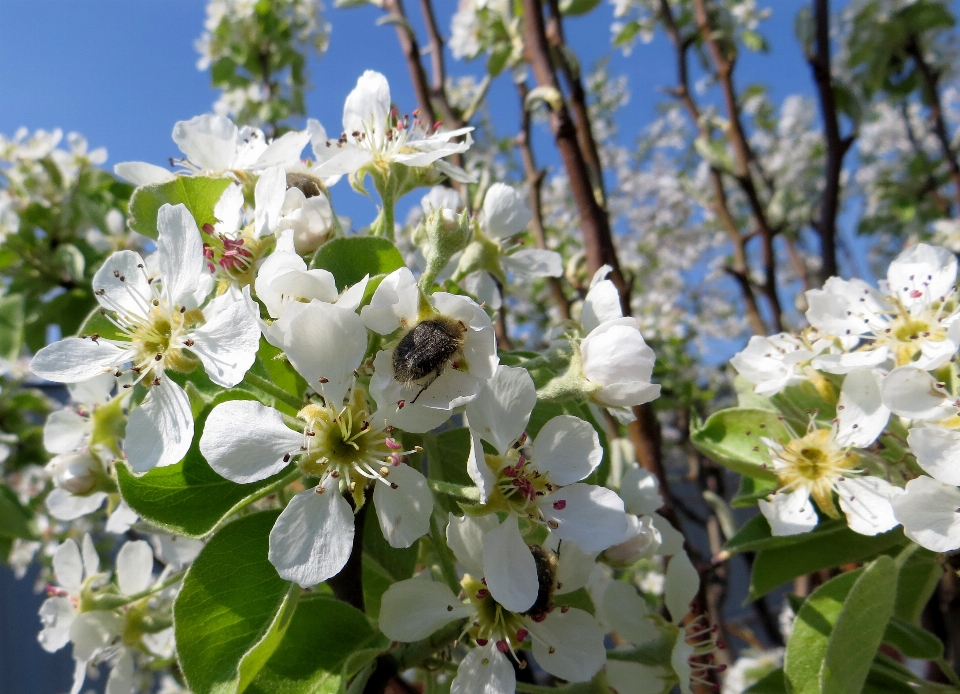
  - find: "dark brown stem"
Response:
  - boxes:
[907,36,960,214]
[418,0,463,130]
[545,0,606,204]
[808,0,853,284]
[657,0,767,335]
[693,0,784,331]
[515,80,571,319]
[328,489,369,612]
[382,0,435,123]
[520,0,628,313]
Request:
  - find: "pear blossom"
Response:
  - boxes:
[454,183,563,308]
[892,476,960,552]
[757,396,903,537]
[730,332,826,396]
[30,203,261,472]
[313,71,474,183]
[462,365,627,611]
[252,164,337,255]
[805,243,960,373]
[254,229,368,324]
[361,267,498,413]
[380,516,607,690]
[200,301,434,587]
[114,114,310,184]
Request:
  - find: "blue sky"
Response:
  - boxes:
[0,0,814,226]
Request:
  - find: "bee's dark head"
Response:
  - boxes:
[286,172,324,199]
[392,316,466,386]
[522,544,558,622]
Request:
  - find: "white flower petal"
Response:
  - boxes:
[106,651,136,694]
[54,539,84,592]
[282,302,368,407]
[81,534,99,578]
[481,183,532,239]
[124,378,194,473]
[113,161,176,186]
[46,489,107,521]
[892,476,960,552]
[606,661,667,694]
[539,483,627,552]
[446,513,497,576]
[582,278,622,334]
[887,243,957,311]
[482,516,538,613]
[379,578,471,642]
[361,268,420,334]
[117,540,154,596]
[370,349,453,433]
[581,319,660,408]
[70,611,121,662]
[374,464,433,548]
[502,249,563,280]
[254,165,287,238]
[343,70,391,136]
[466,430,496,504]
[31,338,127,384]
[836,369,889,448]
[451,644,516,694]
[881,366,949,420]
[549,535,596,595]
[37,597,75,653]
[172,115,238,172]
[909,426,960,486]
[533,416,603,486]
[601,580,659,645]
[68,372,117,406]
[92,249,151,320]
[157,204,204,307]
[528,608,606,683]
[758,489,818,537]
[69,657,87,694]
[836,476,904,536]
[189,293,260,387]
[105,501,139,535]
[664,551,699,624]
[466,365,536,455]
[619,465,662,516]
[253,130,310,169]
[200,400,300,483]
[268,486,354,587]
[412,367,483,410]
[44,409,91,454]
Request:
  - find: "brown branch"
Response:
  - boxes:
[658,0,768,335]
[381,0,434,122]
[520,0,628,311]
[544,0,606,204]
[515,80,572,319]
[808,0,854,284]
[693,0,784,332]
[907,36,960,214]
[418,0,464,130]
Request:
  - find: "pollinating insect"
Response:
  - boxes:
[286,172,324,199]
[522,544,558,622]
[392,316,467,400]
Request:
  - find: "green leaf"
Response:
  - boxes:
[128,176,233,240]
[244,594,388,694]
[0,293,24,361]
[310,237,404,290]
[784,569,861,694]
[744,668,786,693]
[725,515,847,554]
[690,408,785,481]
[0,484,34,540]
[237,585,300,692]
[731,474,778,508]
[821,557,898,694]
[748,528,904,601]
[894,545,942,624]
[117,393,295,537]
[882,615,943,660]
[174,511,290,694]
[53,243,85,282]
[361,507,419,620]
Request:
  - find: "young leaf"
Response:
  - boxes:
[174,510,290,694]
[0,484,34,540]
[725,515,848,554]
[243,594,388,694]
[0,293,25,361]
[690,408,786,480]
[820,556,898,694]
[882,615,943,660]
[117,392,295,537]
[309,236,404,290]
[128,176,233,239]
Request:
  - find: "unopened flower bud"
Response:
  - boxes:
[602,514,662,567]
[48,452,100,495]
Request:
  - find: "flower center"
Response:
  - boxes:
[461,574,528,651]
[201,223,271,288]
[772,428,859,517]
[487,449,554,519]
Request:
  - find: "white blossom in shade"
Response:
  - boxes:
[606,661,669,694]
[581,265,623,335]
[835,369,890,448]
[379,537,607,686]
[602,513,662,566]
[200,307,433,586]
[805,244,960,373]
[252,165,336,255]
[730,333,824,396]
[881,366,957,421]
[892,476,960,552]
[313,71,475,183]
[619,464,663,516]
[757,417,900,536]
[114,115,309,183]
[450,643,515,694]
[30,203,260,472]
[460,366,626,611]
[43,372,124,456]
[362,267,498,412]
[255,232,368,327]
[907,425,960,486]
[721,649,784,694]
[580,317,660,408]
[45,452,107,521]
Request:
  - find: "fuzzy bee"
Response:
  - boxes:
[522,544,559,622]
[392,316,466,401]
[285,172,323,199]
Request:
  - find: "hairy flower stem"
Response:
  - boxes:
[245,372,304,411]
